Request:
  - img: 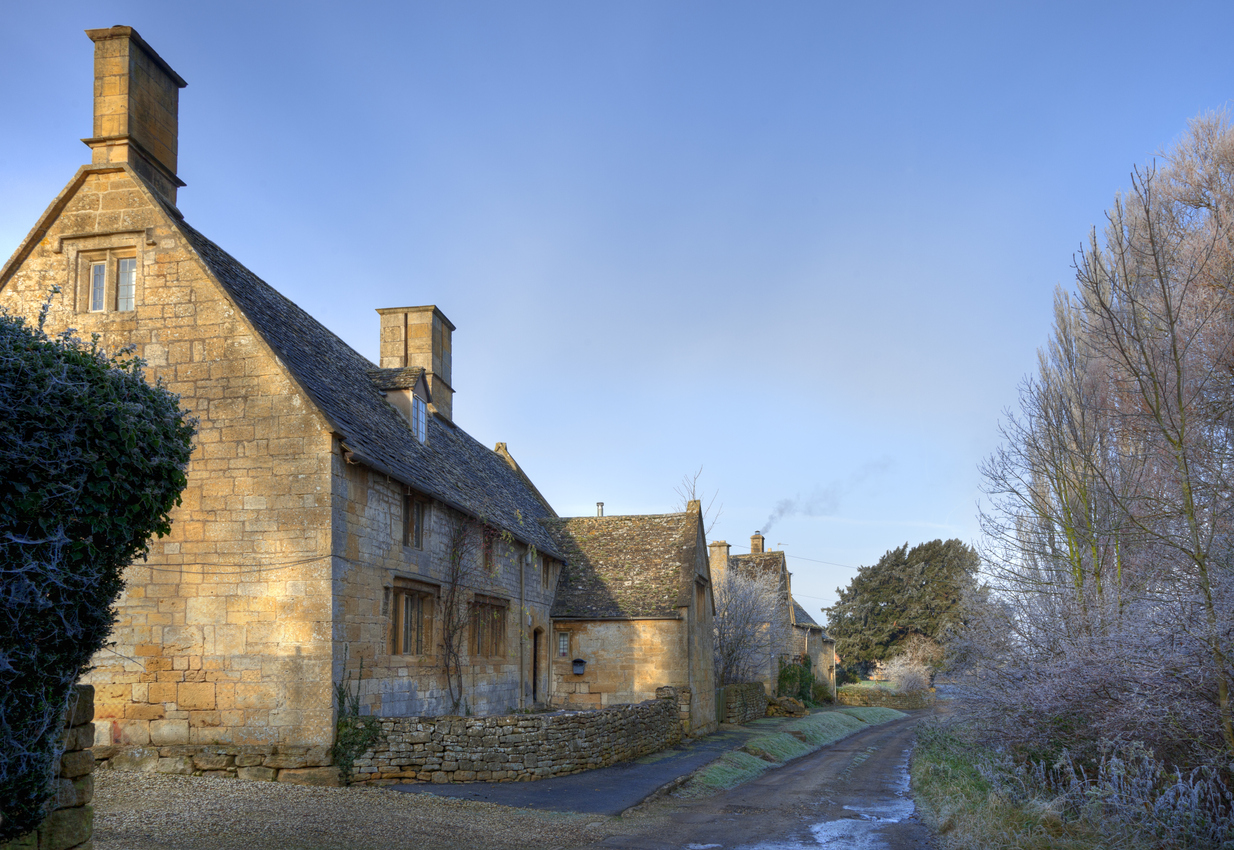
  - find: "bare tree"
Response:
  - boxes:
[674,465,723,535]
[712,569,791,685]
[971,112,1234,767]
[438,510,502,714]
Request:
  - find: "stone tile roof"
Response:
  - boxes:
[542,512,698,618]
[730,551,787,579]
[173,218,563,558]
[792,599,822,630]
[366,367,426,392]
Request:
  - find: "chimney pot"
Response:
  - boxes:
[596,502,604,517]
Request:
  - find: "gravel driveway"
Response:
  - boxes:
[93,770,643,850]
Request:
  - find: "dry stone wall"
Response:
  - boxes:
[720,683,768,724]
[1,685,96,850]
[353,694,682,784]
[836,686,935,709]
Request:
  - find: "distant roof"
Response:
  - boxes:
[542,512,699,618]
[792,599,822,630]
[173,217,563,558]
[730,551,787,578]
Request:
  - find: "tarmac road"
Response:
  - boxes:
[591,712,934,850]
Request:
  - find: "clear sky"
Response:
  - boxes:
[3,2,1233,619]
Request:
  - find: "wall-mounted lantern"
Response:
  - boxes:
[572,658,586,675]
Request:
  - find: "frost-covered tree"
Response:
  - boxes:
[713,569,790,685]
[971,112,1234,768]
[0,298,195,840]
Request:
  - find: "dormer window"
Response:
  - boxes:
[411,394,427,442]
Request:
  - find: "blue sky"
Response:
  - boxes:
[4,2,1233,617]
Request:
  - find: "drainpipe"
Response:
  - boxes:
[519,550,526,710]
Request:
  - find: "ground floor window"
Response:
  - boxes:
[557,631,570,658]
[470,595,508,657]
[391,578,437,655]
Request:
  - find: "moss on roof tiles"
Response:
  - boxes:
[172,218,563,559]
[541,513,696,618]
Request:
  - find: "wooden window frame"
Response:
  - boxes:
[556,631,570,658]
[402,493,426,549]
[470,594,508,658]
[391,577,437,656]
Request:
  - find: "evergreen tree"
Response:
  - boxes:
[823,539,978,665]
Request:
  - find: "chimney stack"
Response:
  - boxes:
[596,502,604,517]
[83,26,187,204]
[377,305,455,421]
[750,531,765,554]
[708,540,730,583]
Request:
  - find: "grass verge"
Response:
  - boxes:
[911,721,1234,850]
[674,707,906,799]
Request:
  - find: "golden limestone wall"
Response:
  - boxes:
[331,458,557,717]
[0,165,335,753]
[553,620,688,710]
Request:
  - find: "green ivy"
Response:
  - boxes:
[331,663,381,786]
[0,293,196,840]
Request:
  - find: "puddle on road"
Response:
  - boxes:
[734,748,917,850]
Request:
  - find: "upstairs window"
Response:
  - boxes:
[117,257,136,311]
[411,395,427,442]
[390,578,437,656]
[402,494,425,549]
[81,251,138,313]
[471,595,508,657]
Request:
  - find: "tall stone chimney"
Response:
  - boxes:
[377,305,455,421]
[750,531,765,554]
[708,540,730,583]
[83,26,187,205]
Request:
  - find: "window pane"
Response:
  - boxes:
[558,632,569,657]
[90,263,105,311]
[117,258,136,311]
[412,501,423,548]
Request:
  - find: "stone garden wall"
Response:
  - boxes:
[353,692,682,784]
[1,685,96,850]
[720,683,768,725]
[836,685,935,710]
[93,741,339,785]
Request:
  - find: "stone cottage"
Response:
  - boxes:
[709,532,835,696]
[541,502,717,735]
[0,27,570,761]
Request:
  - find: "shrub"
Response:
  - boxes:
[0,298,195,840]
[776,656,815,704]
[811,681,833,704]
[884,654,930,694]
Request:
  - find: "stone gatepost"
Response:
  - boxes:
[1,684,96,850]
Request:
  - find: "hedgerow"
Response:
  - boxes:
[0,295,195,840]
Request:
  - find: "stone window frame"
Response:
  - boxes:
[76,246,140,314]
[470,594,508,658]
[390,577,438,657]
[56,229,154,315]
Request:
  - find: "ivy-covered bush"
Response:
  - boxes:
[776,656,815,704]
[0,298,195,840]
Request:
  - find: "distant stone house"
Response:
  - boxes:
[0,27,727,768]
[541,503,717,735]
[0,27,571,757]
[709,532,835,697]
